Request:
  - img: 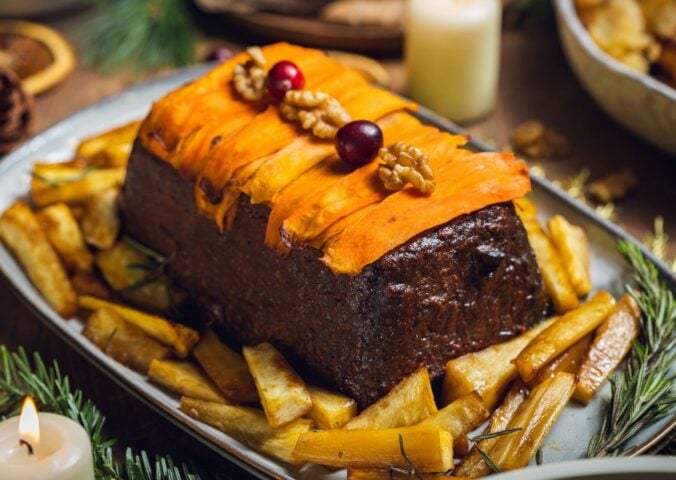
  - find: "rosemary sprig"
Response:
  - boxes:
[0,346,201,480]
[86,0,197,74]
[587,241,676,457]
[397,434,423,480]
[120,236,169,293]
[467,428,522,474]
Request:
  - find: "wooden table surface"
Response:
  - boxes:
[0,6,673,478]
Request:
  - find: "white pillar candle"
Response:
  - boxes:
[0,398,94,480]
[405,0,502,122]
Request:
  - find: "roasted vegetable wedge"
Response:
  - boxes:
[515,291,615,382]
[574,294,640,404]
[0,201,77,317]
[83,308,170,373]
[547,215,592,297]
[243,342,312,428]
[442,318,555,409]
[527,334,592,388]
[96,240,185,313]
[71,271,112,299]
[523,218,579,313]
[348,469,461,479]
[38,203,92,272]
[81,188,120,250]
[149,359,225,403]
[78,295,199,358]
[488,372,576,470]
[419,391,489,442]
[76,121,141,168]
[293,425,454,472]
[31,164,125,207]
[345,367,437,430]
[307,385,357,429]
[180,397,311,466]
[455,383,529,477]
[193,329,258,404]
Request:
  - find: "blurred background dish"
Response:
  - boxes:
[0,0,85,17]
[554,0,676,156]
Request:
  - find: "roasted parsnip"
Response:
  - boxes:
[419,392,489,442]
[523,219,579,313]
[96,240,185,313]
[574,294,640,404]
[527,334,592,388]
[513,197,537,222]
[307,385,357,430]
[293,425,453,472]
[70,270,113,299]
[442,318,555,409]
[0,202,77,317]
[193,329,258,404]
[31,164,125,207]
[38,203,92,272]
[547,215,592,297]
[76,120,141,168]
[242,342,312,428]
[488,372,576,471]
[83,308,170,373]
[515,291,615,382]
[180,397,311,466]
[347,469,461,480]
[149,359,225,403]
[345,367,437,430]
[81,188,120,249]
[78,295,199,358]
[455,383,529,478]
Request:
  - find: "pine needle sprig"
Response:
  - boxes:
[587,241,676,457]
[0,346,201,480]
[86,0,198,74]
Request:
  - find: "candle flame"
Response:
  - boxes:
[18,397,39,449]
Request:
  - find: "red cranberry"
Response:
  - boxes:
[336,120,384,166]
[266,61,305,100]
[206,46,234,63]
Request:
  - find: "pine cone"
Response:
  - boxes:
[0,67,34,155]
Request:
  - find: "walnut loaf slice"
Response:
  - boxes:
[120,43,547,406]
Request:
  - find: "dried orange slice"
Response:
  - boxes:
[0,20,75,95]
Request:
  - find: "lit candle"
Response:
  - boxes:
[405,0,502,122]
[0,397,94,480]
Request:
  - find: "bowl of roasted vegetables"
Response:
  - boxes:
[554,0,676,156]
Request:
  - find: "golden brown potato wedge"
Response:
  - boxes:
[348,469,462,480]
[455,383,529,478]
[442,318,555,409]
[180,396,312,466]
[527,334,592,388]
[515,291,615,382]
[488,372,576,471]
[31,164,125,207]
[293,425,454,472]
[419,392,489,442]
[38,203,93,272]
[81,188,120,250]
[513,197,537,223]
[71,270,113,299]
[307,385,357,430]
[76,121,141,168]
[78,295,199,358]
[0,202,77,317]
[95,240,185,313]
[193,329,258,404]
[547,215,592,297]
[345,367,437,430]
[574,294,640,404]
[149,359,225,403]
[523,219,579,313]
[83,308,170,373]
[243,342,312,428]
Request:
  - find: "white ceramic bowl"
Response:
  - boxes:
[554,0,676,156]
